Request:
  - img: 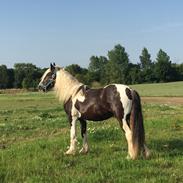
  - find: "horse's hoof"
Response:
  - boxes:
[79,147,89,154]
[144,149,151,159]
[126,154,131,160]
[64,149,76,155]
[143,145,151,159]
[126,154,137,160]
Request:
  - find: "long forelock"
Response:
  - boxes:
[54,68,83,102]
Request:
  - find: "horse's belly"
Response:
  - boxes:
[79,105,113,121]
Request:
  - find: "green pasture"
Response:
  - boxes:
[0,82,183,183]
[131,81,183,97]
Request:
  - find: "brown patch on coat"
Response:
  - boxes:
[125,88,132,100]
[64,97,72,125]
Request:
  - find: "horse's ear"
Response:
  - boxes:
[53,62,56,66]
[50,63,55,71]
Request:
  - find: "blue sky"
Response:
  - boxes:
[0,0,183,68]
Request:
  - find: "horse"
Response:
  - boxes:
[38,63,150,159]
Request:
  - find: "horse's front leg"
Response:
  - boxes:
[79,119,89,154]
[65,116,77,155]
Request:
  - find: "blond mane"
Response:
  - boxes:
[54,67,83,102]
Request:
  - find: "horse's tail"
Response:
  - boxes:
[130,90,145,159]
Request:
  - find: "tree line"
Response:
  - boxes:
[0,44,183,89]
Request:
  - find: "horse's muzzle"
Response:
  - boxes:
[38,84,46,92]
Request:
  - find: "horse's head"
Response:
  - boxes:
[38,63,57,92]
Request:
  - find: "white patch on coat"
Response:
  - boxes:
[77,94,85,102]
[115,84,132,119]
[71,89,86,118]
[65,116,77,155]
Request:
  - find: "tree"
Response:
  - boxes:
[65,64,88,84]
[0,65,8,89]
[7,68,15,88]
[177,63,183,80]
[155,49,173,82]
[127,63,142,84]
[106,44,129,84]
[172,63,183,81]
[14,63,42,88]
[139,47,152,70]
[14,63,26,88]
[65,64,83,76]
[139,48,156,83]
[88,56,108,84]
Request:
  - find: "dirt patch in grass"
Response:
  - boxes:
[142,97,183,105]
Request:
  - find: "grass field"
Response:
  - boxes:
[130,81,183,97]
[0,82,183,183]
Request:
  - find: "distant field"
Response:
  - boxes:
[0,84,183,182]
[131,81,183,97]
[0,81,183,97]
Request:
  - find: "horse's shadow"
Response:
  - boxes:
[149,138,183,158]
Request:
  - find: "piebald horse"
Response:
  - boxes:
[38,63,150,159]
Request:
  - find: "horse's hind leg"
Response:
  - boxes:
[79,119,89,154]
[114,110,134,159]
[122,118,135,159]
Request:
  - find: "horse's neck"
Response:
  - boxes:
[54,69,83,102]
